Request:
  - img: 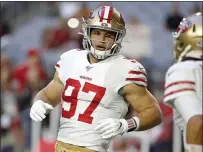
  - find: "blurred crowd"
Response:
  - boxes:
[0,1,201,152]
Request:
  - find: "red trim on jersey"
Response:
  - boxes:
[99,6,105,22]
[126,78,147,83]
[128,70,146,76]
[55,64,60,68]
[107,7,113,23]
[164,88,195,98]
[165,81,195,90]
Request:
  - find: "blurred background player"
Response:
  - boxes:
[30,5,162,152]
[164,12,202,152]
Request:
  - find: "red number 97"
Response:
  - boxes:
[62,78,106,124]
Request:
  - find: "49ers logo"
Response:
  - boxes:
[177,18,192,33]
[88,11,94,19]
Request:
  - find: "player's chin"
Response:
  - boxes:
[96,48,106,51]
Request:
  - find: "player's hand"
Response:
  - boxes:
[95,118,128,139]
[30,100,54,122]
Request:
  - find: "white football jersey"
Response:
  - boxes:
[164,60,202,150]
[55,49,147,152]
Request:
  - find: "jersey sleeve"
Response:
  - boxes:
[114,60,147,93]
[55,53,65,84]
[55,49,76,84]
[164,68,196,105]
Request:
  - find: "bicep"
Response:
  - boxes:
[123,84,159,113]
[42,71,64,105]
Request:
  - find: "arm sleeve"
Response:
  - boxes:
[173,94,202,123]
[164,68,196,105]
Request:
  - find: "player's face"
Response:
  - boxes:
[90,29,116,51]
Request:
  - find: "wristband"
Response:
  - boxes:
[127,116,140,132]
[132,116,140,131]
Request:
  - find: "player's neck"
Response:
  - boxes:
[88,53,100,64]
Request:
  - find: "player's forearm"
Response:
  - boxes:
[33,89,58,107]
[135,105,163,131]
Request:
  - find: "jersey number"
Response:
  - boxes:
[61,78,106,124]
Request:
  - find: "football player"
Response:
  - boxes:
[30,6,162,152]
[164,12,202,152]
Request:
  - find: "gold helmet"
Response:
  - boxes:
[173,12,202,62]
[81,6,126,60]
